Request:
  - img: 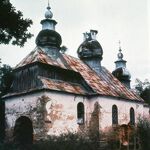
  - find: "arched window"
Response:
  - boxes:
[77,102,84,124]
[112,105,118,125]
[130,107,135,125]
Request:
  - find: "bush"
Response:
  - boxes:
[0,133,97,150]
[137,117,150,150]
[0,142,18,150]
[33,133,97,150]
[106,127,120,150]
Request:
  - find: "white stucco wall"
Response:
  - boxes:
[5,91,149,139]
[43,91,87,136]
[5,91,88,137]
[87,96,145,131]
[5,92,44,129]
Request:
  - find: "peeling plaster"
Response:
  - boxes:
[4,91,149,141]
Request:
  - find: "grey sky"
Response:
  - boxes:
[0,0,150,86]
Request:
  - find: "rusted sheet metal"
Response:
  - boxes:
[16,47,67,70]
[63,55,143,101]
[15,47,143,101]
[40,76,87,95]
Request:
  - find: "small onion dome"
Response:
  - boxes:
[45,6,53,19]
[77,39,103,60]
[36,29,62,48]
[112,67,131,80]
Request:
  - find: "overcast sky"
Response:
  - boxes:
[0,0,150,86]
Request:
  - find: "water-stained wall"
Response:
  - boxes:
[88,96,146,133]
[5,91,148,141]
[5,91,88,140]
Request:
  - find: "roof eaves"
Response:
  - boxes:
[2,87,89,100]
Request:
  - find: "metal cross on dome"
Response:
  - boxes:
[47,0,51,10]
[48,0,50,7]
[118,40,122,52]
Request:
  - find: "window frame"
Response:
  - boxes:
[130,107,135,126]
[77,102,85,125]
[112,104,118,125]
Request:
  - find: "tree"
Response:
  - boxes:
[0,0,33,47]
[0,63,13,96]
[137,117,150,150]
[0,61,13,142]
[134,79,150,105]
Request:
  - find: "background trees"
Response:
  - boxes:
[134,79,150,105]
[0,63,13,97]
[0,0,33,47]
[0,60,13,142]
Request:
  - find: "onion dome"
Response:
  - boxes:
[77,30,103,60]
[36,30,62,48]
[112,67,131,80]
[112,44,131,88]
[35,3,62,48]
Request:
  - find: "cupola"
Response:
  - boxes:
[77,30,103,75]
[35,3,62,49]
[112,43,131,89]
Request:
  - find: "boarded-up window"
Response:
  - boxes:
[130,107,135,125]
[77,102,84,124]
[112,105,118,125]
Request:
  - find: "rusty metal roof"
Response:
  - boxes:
[39,76,87,95]
[63,55,143,101]
[16,47,68,70]
[15,47,143,102]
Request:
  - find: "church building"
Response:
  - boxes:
[2,4,149,141]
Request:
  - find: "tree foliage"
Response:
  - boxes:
[137,117,150,150]
[0,0,33,46]
[0,61,13,142]
[0,63,13,97]
[134,78,150,105]
[0,133,97,150]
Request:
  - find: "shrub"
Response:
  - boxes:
[137,117,150,150]
[33,133,97,150]
[0,133,97,150]
[106,127,120,150]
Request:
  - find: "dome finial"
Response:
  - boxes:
[117,40,123,60]
[119,40,121,50]
[45,0,53,19]
[47,0,50,9]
